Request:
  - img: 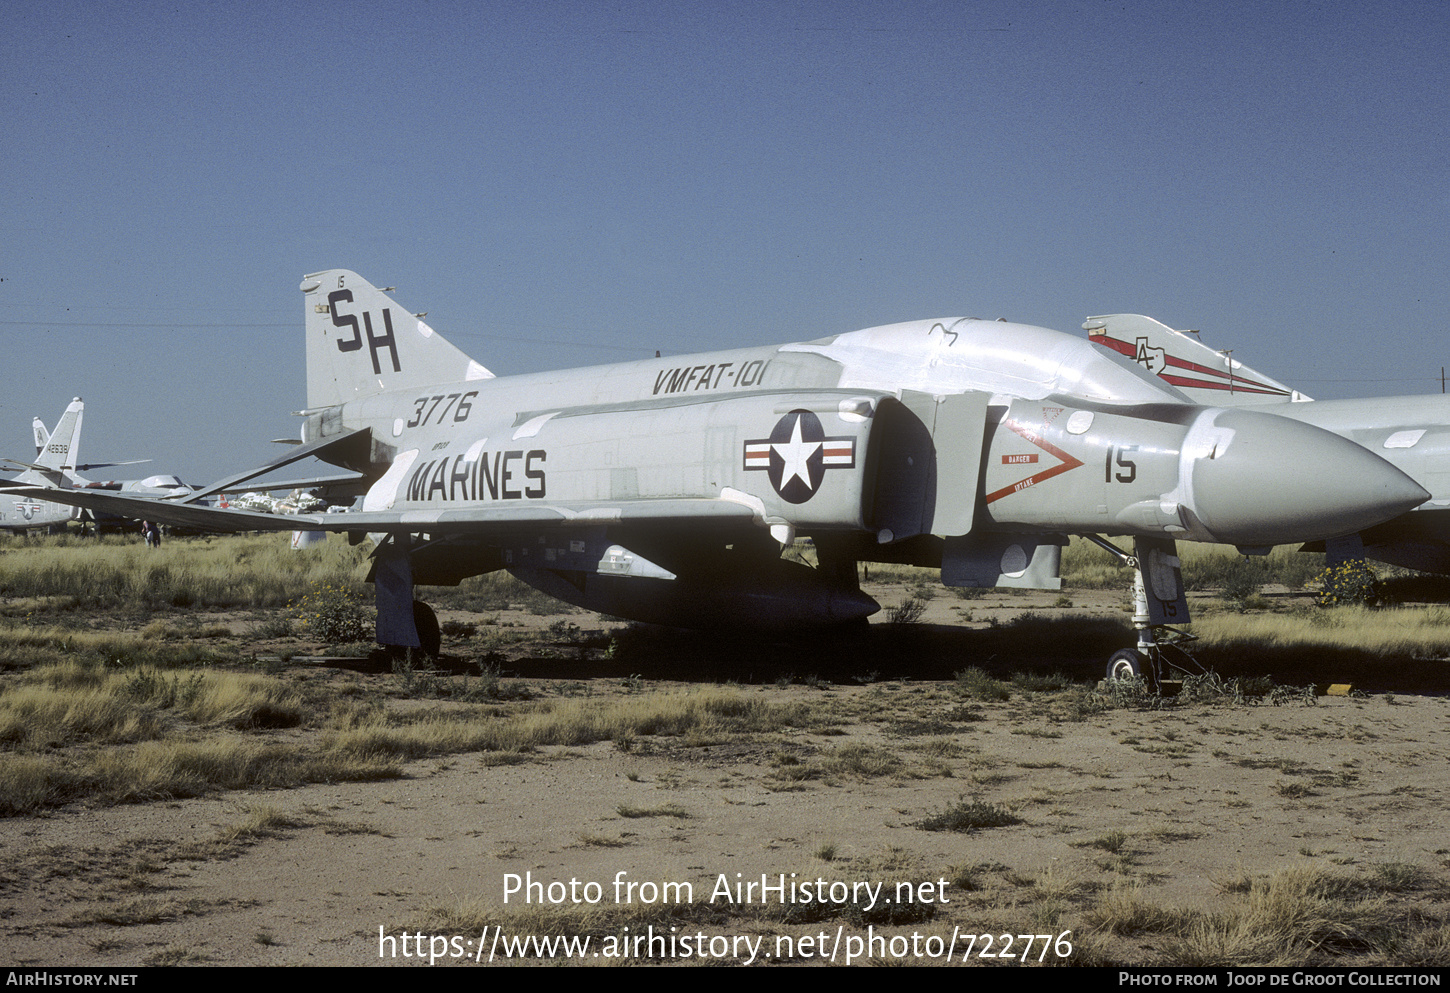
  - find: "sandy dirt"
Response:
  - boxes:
[3,586,1449,968]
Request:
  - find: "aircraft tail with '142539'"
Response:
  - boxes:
[19,271,1430,681]
[1086,313,1450,575]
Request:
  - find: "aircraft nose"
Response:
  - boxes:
[1183,408,1429,547]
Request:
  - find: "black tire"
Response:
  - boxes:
[1107,649,1142,682]
[413,600,441,658]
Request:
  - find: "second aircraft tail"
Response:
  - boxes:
[1084,314,1309,406]
[10,398,83,484]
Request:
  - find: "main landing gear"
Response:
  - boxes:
[1084,535,1205,691]
[412,600,441,659]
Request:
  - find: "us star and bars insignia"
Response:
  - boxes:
[744,409,856,504]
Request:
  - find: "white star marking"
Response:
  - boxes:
[773,415,822,492]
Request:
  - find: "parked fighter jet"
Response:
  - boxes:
[1,398,182,534]
[1085,314,1450,573]
[16,272,1429,677]
[0,398,88,532]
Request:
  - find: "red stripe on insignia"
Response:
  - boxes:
[821,440,854,467]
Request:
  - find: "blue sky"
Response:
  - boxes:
[4,0,1447,482]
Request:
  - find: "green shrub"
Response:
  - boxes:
[1221,557,1266,606]
[1316,561,1382,608]
[294,584,373,643]
[914,798,1021,832]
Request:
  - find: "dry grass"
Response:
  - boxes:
[769,742,952,785]
[0,661,393,814]
[1193,605,1450,658]
[0,670,825,816]
[1085,866,1449,966]
[0,624,239,669]
[4,533,1450,968]
[914,798,1022,833]
[0,661,303,749]
[0,532,370,609]
[616,803,690,819]
[1062,539,1326,591]
[326,686,818,762]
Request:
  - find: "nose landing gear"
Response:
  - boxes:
[1085,534,1204,691]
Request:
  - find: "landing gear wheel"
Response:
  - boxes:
[1107,649,1142,682]
[413,600,441,658]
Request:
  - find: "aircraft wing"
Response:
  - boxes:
[180,427,371,503]
[6,485,307,532]
[3,458,151,473]
[7,485,760,536]
[75,460,151,471]
[218,472,366,491]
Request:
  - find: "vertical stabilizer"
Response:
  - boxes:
[34,398,83,475]
[1084,314,1309,405]
[10,398,83,488]
[299,270,494,409]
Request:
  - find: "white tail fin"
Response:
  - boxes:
[300,270,494,409]
[1084,314,1309,406]
[37,398,82,472]
[12,398,84,483]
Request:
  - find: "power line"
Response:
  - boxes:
[0,320,291,329]
[0,319,668,355]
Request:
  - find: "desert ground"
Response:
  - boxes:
[2,541,1449,968]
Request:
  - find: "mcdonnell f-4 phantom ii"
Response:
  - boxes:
[1085,314,1450,575]
[17,271,1430,678]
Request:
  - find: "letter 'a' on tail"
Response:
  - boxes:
[300,270,495,409]
[1084,314,1310,406]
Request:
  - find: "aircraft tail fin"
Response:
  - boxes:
[37,398,82,472]
[300,270,495,409]
[1083,314,1309,406]
[12,398,83,484]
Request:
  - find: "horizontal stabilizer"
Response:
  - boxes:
[183,428,371,503]
[75,460,150,471]
[210,472,365,494]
